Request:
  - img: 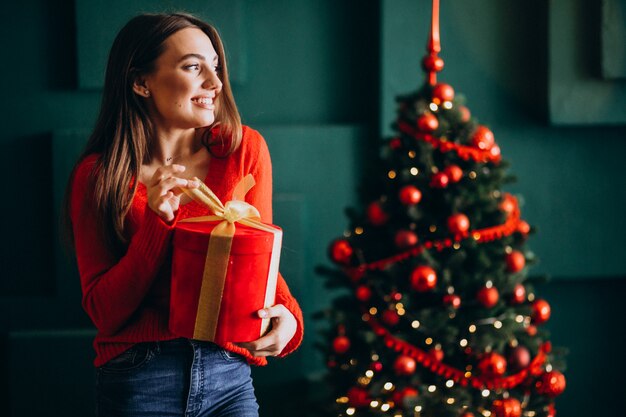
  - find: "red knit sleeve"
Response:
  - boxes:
[70,155,178,336]
[243,129,304,356]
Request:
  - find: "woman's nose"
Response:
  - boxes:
[203,68,222,93]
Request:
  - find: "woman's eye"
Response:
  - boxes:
[184,64,201,71]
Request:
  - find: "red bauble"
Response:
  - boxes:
[367,201,388,225]
[506,250,526,272]
[443,294,461,309]
[478,352,507,376]
[382,309,400,326]
[422,55,444,72]
[536,370,566,397]
[471,126,495,150]
[392,387,419,407]
[432,83,455,102]
[428,347,444,362]
[347,387,371,408]
[517,220,531,235]
[328,239,353,264]
[355,285,372,302]
[511,283,526,304]
[477,286,500,308]
[394,355,417,375]
[417,112,439,132]
[508,346,531,371]
[395,230,418,249]
[399,185,422,205]
[547,403,556,417]
[332,336,351,354]
[430,172,450,188]
[532,299,551,324]
[389,137,402,150]
[459,105,471,122]
[410,266,438,292]
[490,144,501,157]
[492,398,522,417]
[444,165,463,183]
[448,213,470,235]
[372,361,383,372]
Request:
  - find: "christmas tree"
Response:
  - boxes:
[316,2,566,417]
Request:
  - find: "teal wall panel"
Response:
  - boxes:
[602,0,626,79]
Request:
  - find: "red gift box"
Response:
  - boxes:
[168,175,282,344]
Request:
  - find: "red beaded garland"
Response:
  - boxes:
[492,398,522,417]
[517,220,531,235]
[428,347,444,362]
[410,266,438,292]
[477,286,499,308]
[478,352,507,376]
[443,294,461,309]
[395,230,418,249]
[392,387,419,407]
[382,309,400,326]
[347,387,371,408]
[399,185,422,205]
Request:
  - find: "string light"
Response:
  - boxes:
[446,380,454,388]
[481,389,490,397]
[425,337,433,345]
[384,382,394,391]
[469,171,477,179]
[446,398,455,404]
[336,397,349,404]
[410,167,419,175]
[442,101,453,109]
[369,307,378,315]
[370,400,379,408]
[515,315,524,323]
[346,407,355,415]
[415,406,422,412]
[428,385,437,392]
[361,314,370,321]
[460,339,468,347]
[546,364,553,372]
[486,280,493,288]
[429,103,439,111]
[528,293,535,302]
[469,324,477,333]
[408,150,416,158]
[429,225,437,232]
[381,404,391,412]
[365,370,374,377]
[355,227,364,235]
[388,170,397,179]
[494,321,503,329]
[453,242,461,249]
[412,320,421,328]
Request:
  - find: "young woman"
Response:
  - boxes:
[64,13,303,417]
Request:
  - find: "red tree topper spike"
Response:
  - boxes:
[424,0,442,85]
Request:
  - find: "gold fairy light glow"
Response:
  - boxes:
[410,167,419,175]
[447,398,455,404]
[473,232,481,240]
[412,320,421,328]
[358,377,371,385]
[362,314,370,321]
[465,371,472,378]
[516,315,524,323]
[388,170,397,179]
[460,339,468,347]
[446,380,454,388]
[369,307,378,315]
[372,354,379,360]
[370,400,379,408]
[486,280,493,288]
[483,411,492,417]
[429,225,437,232]
[365,370,374,377]
[443,101,453,109]
[481,389,490,397]
[469,324,477,333]
[469,171,477,179]
[429,103,439,111]
[428,385,436,392]
[336,397,349,403]
[408,150,416,158]
[355,227,364,235]
[528,293,536,302]
[425,337,433,345]
[494,321,503,329]
[381,404,391,411]
[346,407,355,415]
[350,359,357,365]
[398,308,406,316]
[384,382,394,390]
[415,406,423,412]
[546,364,553,372]
[453,242,461,249]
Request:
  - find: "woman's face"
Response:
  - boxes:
[141,27,223,132]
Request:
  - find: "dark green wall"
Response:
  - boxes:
[1,1,624,416]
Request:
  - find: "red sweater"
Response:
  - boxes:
[70,126,303,367]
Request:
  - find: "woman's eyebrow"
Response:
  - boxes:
[178,53,219,63]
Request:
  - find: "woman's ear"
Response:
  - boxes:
[132,76,151,98]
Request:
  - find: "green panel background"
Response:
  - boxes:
[0,0,624,416]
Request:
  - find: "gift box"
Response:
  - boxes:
[168,175,282,344]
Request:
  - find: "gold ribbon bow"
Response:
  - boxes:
[180,174,282,341]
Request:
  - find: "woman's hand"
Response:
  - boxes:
[237,304,297,357]
[146,164,199,222]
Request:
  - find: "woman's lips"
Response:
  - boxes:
[191,97,215,110]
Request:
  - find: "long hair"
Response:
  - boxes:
[62,13,242,256]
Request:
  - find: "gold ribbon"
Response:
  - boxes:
[179,174,282,341]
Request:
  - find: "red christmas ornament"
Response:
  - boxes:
[410,266,438,292]
[490,144,501,157]
[382,309,400,326]
[443,294,461,309]
[536,370,566,397]
[391,291,403,302]
[532,299,551,324]
[355,285,372,302]
[447,213,470,235]
[492,398,522,417]
[444,164,463,183]
[389,137,402,150]
[332,336,351,354]
[399,185,422,205]
[394,355,417,375]
[471,125,495,150]
[430,172,449,188]
[459,105,471,122]
[372,361,383,372]
[367,201,388,226]
[511,283,526,304]
[395,229,418,249]
[506,250,526,272]
[417,112,439,132]
[347,387,371,408]
[328,239,353,265]
[508,345,531,371]
[432,83,455,102]
[547,403,556,417]
[477,286,499,308]
[517,220,531,235]
[422,55,444,72]
[478,352,507,376]
[428,347,444,362]
[392,387,419,407]
[527,325,538,336]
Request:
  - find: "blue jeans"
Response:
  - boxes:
[96,338,259,417]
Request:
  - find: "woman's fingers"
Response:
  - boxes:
[150,164,185,187]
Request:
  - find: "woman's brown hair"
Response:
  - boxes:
[62,13,242,256]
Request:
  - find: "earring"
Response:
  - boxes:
[145,89,150,97]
